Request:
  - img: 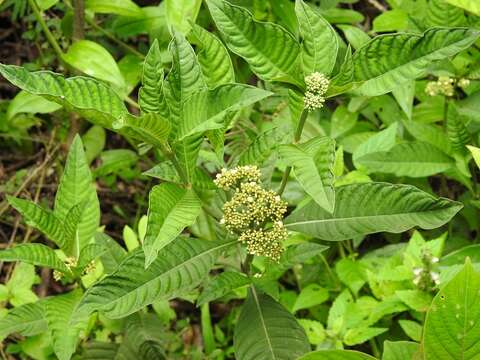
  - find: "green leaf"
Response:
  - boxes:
[447,105,471,152]
[467,145,480,169]
[206,0,302,86]
[338,25,370,51]
[75,238,236,319]
[0,244,69,273]
[352,123,397,165]
[285,182,462,241]
[143,183,202,267]
[335,258,366,295]
[55,135,99,257]
[396,290,432,312]
[114,113,171,148]
[165,0,201,34]
[298,319,325,345]
[172,134,204,184]
[138,40,170,117]
[356,142,455,177]
[298,350,377,360]
[0,302,47,340]
[143,162,215,190]
[445,0,480,15]
[234,286,310,360]
[197,271,250,306]
[372,10,408,32]
[77,244,107,272]
[423,260,480,359]
[94,233,127,274]
[398,320,422,342]
[426,0,466,27]
[7,90,62,120]
[344,327,387,346]
[179,84,272,140]
[45,290,89,360]
[82,126,106,164]
[382,341,419,360]
[403,120,452,155]
[295,0,338,75]
[165,30,206,129]
[353,28,480,96]
[63,40,126,91]
[292,284,329,312]
[280,136,336,213]
[238,126,291,166]
[7,196,64,247]
[85,0,143,17]
[190,24,235,87]
[0,64,129,129]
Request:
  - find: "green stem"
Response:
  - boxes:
[27,0,64,62]
[338,242,346,259]
[160,143,189,185]
[241,253,254,276]
[278,109,309,195]
[369,338,381,358]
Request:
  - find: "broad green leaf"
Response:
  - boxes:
[82,125,106,164]
[299,319,325,345]
[172,134,203,184]
[445,0,480,15]
[179,84,272,140]
[398,320,422,342]
[353,28,480,96]
[447,105,471,152]
[392,80,414,120]
[165,30,206,129]
[85,0,143,17]
[382,341,419,360]
[352,123,397,165]
[330,105,357,139]
[63,40,126,91]
[327,46,354,96]
[143,162,215,190]
[467,145,480,169]
[0,64,129,129]
[45,290,88,360]
[0,244,69,273]
[372,9,408,32]
[396,290,432,312]
[0,302,46,340]
[298,350,377,360]
[55,135,99,257]
[279,136,336,213]
[75,238,236,319]
[338,25,370,51]
[143,183,202,267]
[190,24,235,87]
[123,313,166,359]
[95,233,127,274]
[344,327,388,346]
[403,120,452,155]
[7,196,64,247]
[113,113,171,148]
[81,342,122,360]
[285,182,462,241]
[238,126,291,166]
[94,149,138,177]
[356,141,455,177]
[206,0,302,86]
[335,258,366,295]
[426,0,466,27]
[197,271,250,306]
[138,40,170,117]
[292,284,329,312]
[7,90,62,120]
[165,0,201,34]
[295,0,338,76]
[423,260,480,359]
[234,286,310,360]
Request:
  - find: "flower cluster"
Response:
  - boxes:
[214,165,261,190]
[53,256,77,282]
[304,72,330,112]
[424,76,470,97]
[412,250,440,291]
[216,166,288,261]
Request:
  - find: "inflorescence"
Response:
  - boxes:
[412,249,440,291]
[215,166,288,261]
[425,76,470,97]
[304,72,330,112]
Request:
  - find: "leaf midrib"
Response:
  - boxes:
[251,286,276,359]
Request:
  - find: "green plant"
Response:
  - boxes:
[1,0,480,359]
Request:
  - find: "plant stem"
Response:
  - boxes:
[27,0,64,63]
[72,0,85,41]
[369,338,381,358]
[160,143,189,186]
[278,109,309,195]
[241,253,254,275]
